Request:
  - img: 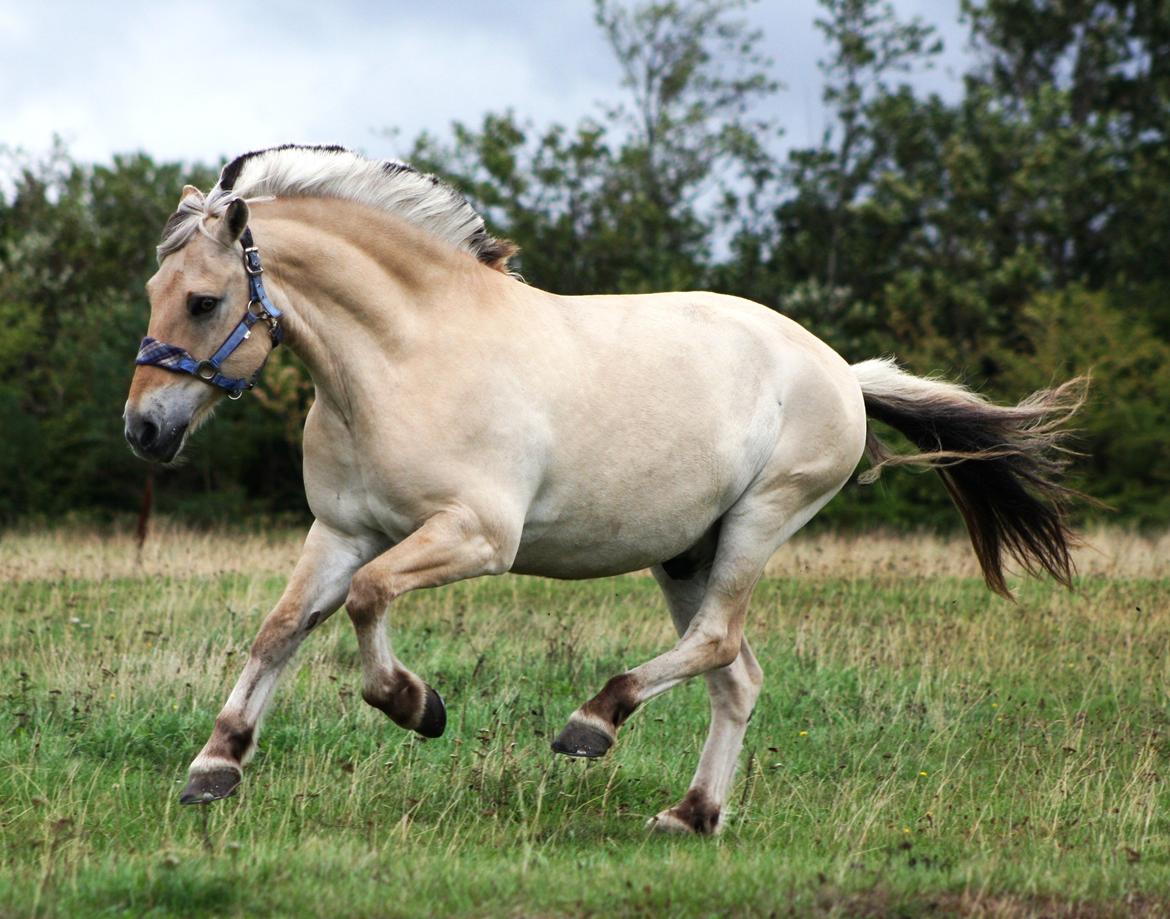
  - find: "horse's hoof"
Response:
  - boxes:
[415,686,446,738]
[646,791,722,835]
[550,716,613,758]
[647,810,697,834]
[179,767,241,805]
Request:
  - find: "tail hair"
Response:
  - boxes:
[852,357,1090,598]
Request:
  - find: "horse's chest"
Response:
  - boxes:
[301,410,421,541]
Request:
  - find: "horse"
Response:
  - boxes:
[124,145,1085,835]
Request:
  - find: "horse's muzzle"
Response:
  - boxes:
[125,408,187,464]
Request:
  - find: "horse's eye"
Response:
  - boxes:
[187,294,220,317]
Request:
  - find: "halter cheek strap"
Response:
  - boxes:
[135,227,284,399]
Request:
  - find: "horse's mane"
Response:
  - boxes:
[157,144,518,275]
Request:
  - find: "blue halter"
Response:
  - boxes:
[135,228,284,399]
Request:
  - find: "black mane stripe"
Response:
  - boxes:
[219,144,349,192]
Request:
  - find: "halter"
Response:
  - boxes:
[135,227,284,399]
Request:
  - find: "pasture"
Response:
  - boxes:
[1,525,1168,917]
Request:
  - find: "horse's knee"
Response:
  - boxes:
[345,567,395,622]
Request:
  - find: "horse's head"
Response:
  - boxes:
[124,187,277,463]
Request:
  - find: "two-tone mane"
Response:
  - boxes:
[158,144,518,274]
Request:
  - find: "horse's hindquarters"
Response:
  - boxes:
[505,306,865,581]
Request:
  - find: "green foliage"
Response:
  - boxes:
[0,144,306,522]
[1000,287,1170,525]
[2,0,1169,526]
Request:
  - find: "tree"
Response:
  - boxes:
[962,0,1170,331]
[724,0,944,359]
[812,0,942,290]
[409,0,781,294]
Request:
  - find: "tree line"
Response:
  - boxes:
[1,0,1168,529]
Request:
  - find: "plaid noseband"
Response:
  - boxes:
[135,227,284,399]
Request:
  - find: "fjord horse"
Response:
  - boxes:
[124,145,1084,834]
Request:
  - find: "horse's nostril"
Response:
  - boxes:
[138,420,159,448]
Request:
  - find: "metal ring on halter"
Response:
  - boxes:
[196,360,218,381]
[250,302,281,338]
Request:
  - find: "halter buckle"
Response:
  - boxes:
[243,247,263,275]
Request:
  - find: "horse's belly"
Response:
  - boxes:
[509,520,701,579]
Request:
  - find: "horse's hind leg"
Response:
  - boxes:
[550,501,777,763]
[646,562,764,835]
[551,473,853,833]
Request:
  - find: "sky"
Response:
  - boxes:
[0,0,974,171]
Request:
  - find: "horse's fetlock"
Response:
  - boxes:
[361,672,423,728]
[584,673,639,728]
[210,716,254,763]
[671,788,722,835]
[360,686,385,710]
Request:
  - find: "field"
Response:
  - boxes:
[1,525,1168,917]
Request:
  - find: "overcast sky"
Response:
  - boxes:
[1,1,973,170]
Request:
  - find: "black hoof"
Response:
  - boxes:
[551,719,613,758]
[179,767,240,805]
[415,686,446,738]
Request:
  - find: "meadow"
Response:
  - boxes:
[1,524,1168,917]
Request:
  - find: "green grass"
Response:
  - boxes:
[1,544,1169,917]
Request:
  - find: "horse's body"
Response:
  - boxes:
[125,146,1084,834]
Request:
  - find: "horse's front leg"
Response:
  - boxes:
[180,522,372,804]
[344,507,518,735]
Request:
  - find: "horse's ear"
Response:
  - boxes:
[218,197,250,244]
[179,184,204,206]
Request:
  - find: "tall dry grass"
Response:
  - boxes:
[1,521,1165,583]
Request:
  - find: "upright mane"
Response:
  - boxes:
[158,144,518,274]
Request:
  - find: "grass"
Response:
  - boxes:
[0,525,1168,917]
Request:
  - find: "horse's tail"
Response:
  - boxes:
[851,357,1090,597]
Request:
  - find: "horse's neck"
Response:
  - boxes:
[249,199,481,413]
